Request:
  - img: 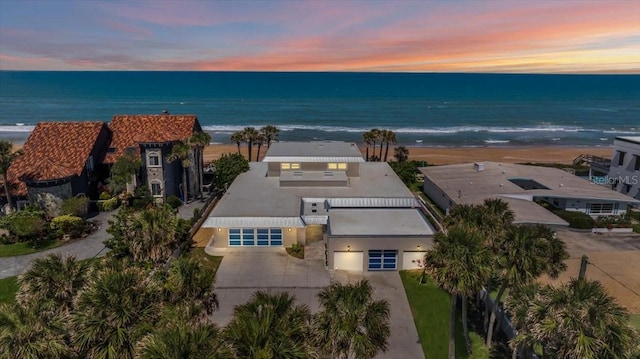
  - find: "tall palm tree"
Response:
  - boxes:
[260,125,280,148]
[17,254,90,316]
[378,129,386,160]
[313,280,391,359]
[424,225,492,357]
[167,141,192,202]
[189,131,212,199]
[130,206,179,264]
[136,319,234,359]
[253,133,265,161]
[485,224,569,346]
[72,263,161,359]
[382,130,397,162]
[0,303,73,359]
[224,291,314,359]
[362,131,375,161]
[369,128,381,161]
[394,146,409,162]
[230,131,243,156]
[0,140,19,212]
[504,283,540,359]
[509,279,637,359]
[242,127,259,162]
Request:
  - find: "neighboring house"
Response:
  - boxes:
[420,162,640,226]
[203,141,435,272]
[608,136,640,200]
[2,122,111,214]
[104,114,202,202]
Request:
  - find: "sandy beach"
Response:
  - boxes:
[203,144,613,166]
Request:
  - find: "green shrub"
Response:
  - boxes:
[50,215,85,237]
[166,195,183,209]
[99,191,112,200]
[132,185,153,209]
[176,218,192,242]
[62,196,89,218]
[9,213,46,242]
[98,197,120,211]
[553,210,595,229]
[191,207,201,225]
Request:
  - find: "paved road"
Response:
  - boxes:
[0,200,207,279]
[209,248,424,359]
[0,211,113,279]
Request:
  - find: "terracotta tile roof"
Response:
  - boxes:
[105,115,200,164]
[4,122,107,196]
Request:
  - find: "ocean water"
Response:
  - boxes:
[0,71,638,147]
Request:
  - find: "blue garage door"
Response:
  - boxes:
[229,228,283,246]
[368,250,397,270]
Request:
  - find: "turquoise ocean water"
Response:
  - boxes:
[0,71,638,147]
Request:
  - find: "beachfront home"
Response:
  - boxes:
[203,141,435,271]
[105,114,202,203]
[420,162,640,226]
[2,122,111,214]
[608,136,640,200]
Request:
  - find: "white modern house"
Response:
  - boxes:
[608,136,640,200]
[203,141,435,271]
[420,162,639,225]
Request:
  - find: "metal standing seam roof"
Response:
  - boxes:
[326,197,418,208]
[203,217,306,228]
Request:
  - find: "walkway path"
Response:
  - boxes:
[0,200,206,279]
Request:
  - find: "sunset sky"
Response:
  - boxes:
[0,0,638,73]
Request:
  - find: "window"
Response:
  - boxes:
[368,250,397,270]
[229,229,241,246]
[229,228,283,246]
[148,151,161,167]
[635,155,640,171]
[623,184,632,194]
[617,151,626,166]
[86,156,94,171]
[588,203,616,215]
[242,228,255,246]
[280,163,300,170]
[327,163,347,170]
[151,181,162,197]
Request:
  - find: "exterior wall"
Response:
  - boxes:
[608,138,640,200]
[423,177,454,214]
[27,181,72,217]
[327,235,433,271]
[268,162,360,177]
[540,196,627,217]
[280,179,348,187]
[141,144,192,201]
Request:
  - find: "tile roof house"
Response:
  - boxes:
[106,115,202,202]
[3,122,111,214]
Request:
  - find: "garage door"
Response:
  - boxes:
[334,252,363,271]
[368,250,397,271]
[229,228,283,246]
[402,251,426,270]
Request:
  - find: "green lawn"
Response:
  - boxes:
[188,247,223,276]
[0,276,18,304]
[400,270,490,359]
[0,240,63,257]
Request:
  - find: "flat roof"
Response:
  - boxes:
[207,162,416,220]
[263,141,365,162]
[328,209,435,236]
[615,136,640,145]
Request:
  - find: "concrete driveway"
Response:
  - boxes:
[208,247,423,359]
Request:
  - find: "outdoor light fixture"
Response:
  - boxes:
[417,245,422,250]
[288,228,292,232]
[218,228,222,232]
[347,245,351,251]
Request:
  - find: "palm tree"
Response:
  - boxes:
[16,254,90,316]
[394,146,409,162]
[164,257,218,316]
[224,291,314,358]
[382,130,397,162]
[167,141,192,202]
[242,127,259,162]
[424,226,492,357]
[509,279,637,359]
[72,263,161,359]
[504,283,540,359]
[485,224,569,346]
[362,131,375,161]
[136,319,234,359]
[189,131,212,199]
[253,133,265,161]
[260,125,280,148]
[377,129,386,160]
[369,128,381,161]
[0,303,73,359]
[0,140,19,212]
[230,131,243,156]
[313,280,391,359]
[130,206,179,264]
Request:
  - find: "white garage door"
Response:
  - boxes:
[333,252,363,271]
[402,251,427,270]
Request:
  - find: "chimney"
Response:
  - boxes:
[474,162,485,172]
